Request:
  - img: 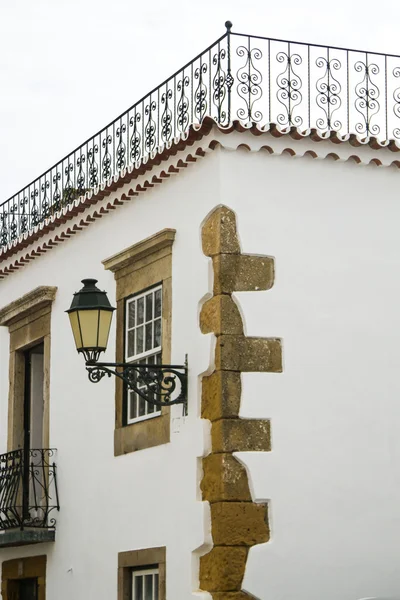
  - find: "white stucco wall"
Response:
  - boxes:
[1,128,400,599]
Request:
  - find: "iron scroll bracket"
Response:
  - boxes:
[85,357,188,413]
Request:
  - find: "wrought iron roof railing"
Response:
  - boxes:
[2,21,400,248]
[0,448,59,531]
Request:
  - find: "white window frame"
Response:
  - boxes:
[125,285,162,425]
[132,567,159,600]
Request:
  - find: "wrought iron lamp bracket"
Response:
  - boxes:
[85,357,188,413]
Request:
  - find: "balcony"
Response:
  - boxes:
[1,23,400,248]
[0,448,59,548]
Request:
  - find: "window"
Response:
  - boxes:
[103,228,175,455]
[118,546,165,600]
[132,568,159,600]
[2,555,46,600]
[125,285,162,424]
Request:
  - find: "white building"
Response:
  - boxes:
[1,22,400,600]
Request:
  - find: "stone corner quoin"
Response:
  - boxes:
[198,204,282,597]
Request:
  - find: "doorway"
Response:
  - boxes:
[7,578,38,600]
[23,342,44,453]
[22,343,45,520]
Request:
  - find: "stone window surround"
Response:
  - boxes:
[102,229,175,456]
[118,546,166,600]
[1,555,47,600]
[0,286,57,452]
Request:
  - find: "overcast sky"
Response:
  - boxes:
[0,0,399,202]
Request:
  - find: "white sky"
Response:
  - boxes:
[0,0,399,201]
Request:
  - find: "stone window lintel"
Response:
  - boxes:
[0,287,57,328]
[102,229,176,275]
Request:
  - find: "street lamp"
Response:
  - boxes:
[67,279,188,411]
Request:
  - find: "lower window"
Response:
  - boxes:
[118,546,165,600]
[132,568,159,600]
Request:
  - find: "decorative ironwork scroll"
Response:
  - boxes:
[236,44,263,122]
[354,57,380,136]
[276,50,303,127]
[86,361,188,410]
[194,62,208,122]
[161,89,173,142]
[177,74,190,133]
[213,49,227,123]
[315,54,342,131]
[130,112,142,161]
[116,125,127,171]
[393,66,400,139]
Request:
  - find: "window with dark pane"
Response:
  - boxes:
[125,285,162,424]
[132,568,159,600]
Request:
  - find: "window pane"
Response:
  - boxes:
[127,329,135,357]
[136,326,144,354]
[145,323,153,351]
[138,396,146,417]
[145,294,153,322]
[154,289,162,318]
[134,575,143,600]
[129,392,137,420]
[137,297,144,325]
[128,301,136,328]
[154,319,161,348]
[144,574,153,600]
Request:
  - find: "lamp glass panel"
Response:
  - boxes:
[69,311,83,350]
[98,309,113,349]
[77,309,101,349]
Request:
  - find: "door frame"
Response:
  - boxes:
[1,556,46,600]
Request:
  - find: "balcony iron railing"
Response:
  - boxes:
[2,22,400,247]
[0,449,59,531]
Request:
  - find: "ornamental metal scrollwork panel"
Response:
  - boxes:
[315,52,342,131]
[161,88,173,142]
[213,48,228,123]
[63,162,74,205]
[354,57,380,136]
[10,203,18,241]
[52,171,62,212]
[393,66,400,139]
[41,180,50,219]
[88,144,99,187]
[30,188,39,227]
[194,62,208,123]
[101,134,113,182]
[116,124,127,171]
[129,112,142,162]
[236,44,263,123]
[20,196,28,234]
[76,154,86,194]
[177,73,190,133]
[145,100,157,153]
[276,48,303,128]
[0,213,8,247]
